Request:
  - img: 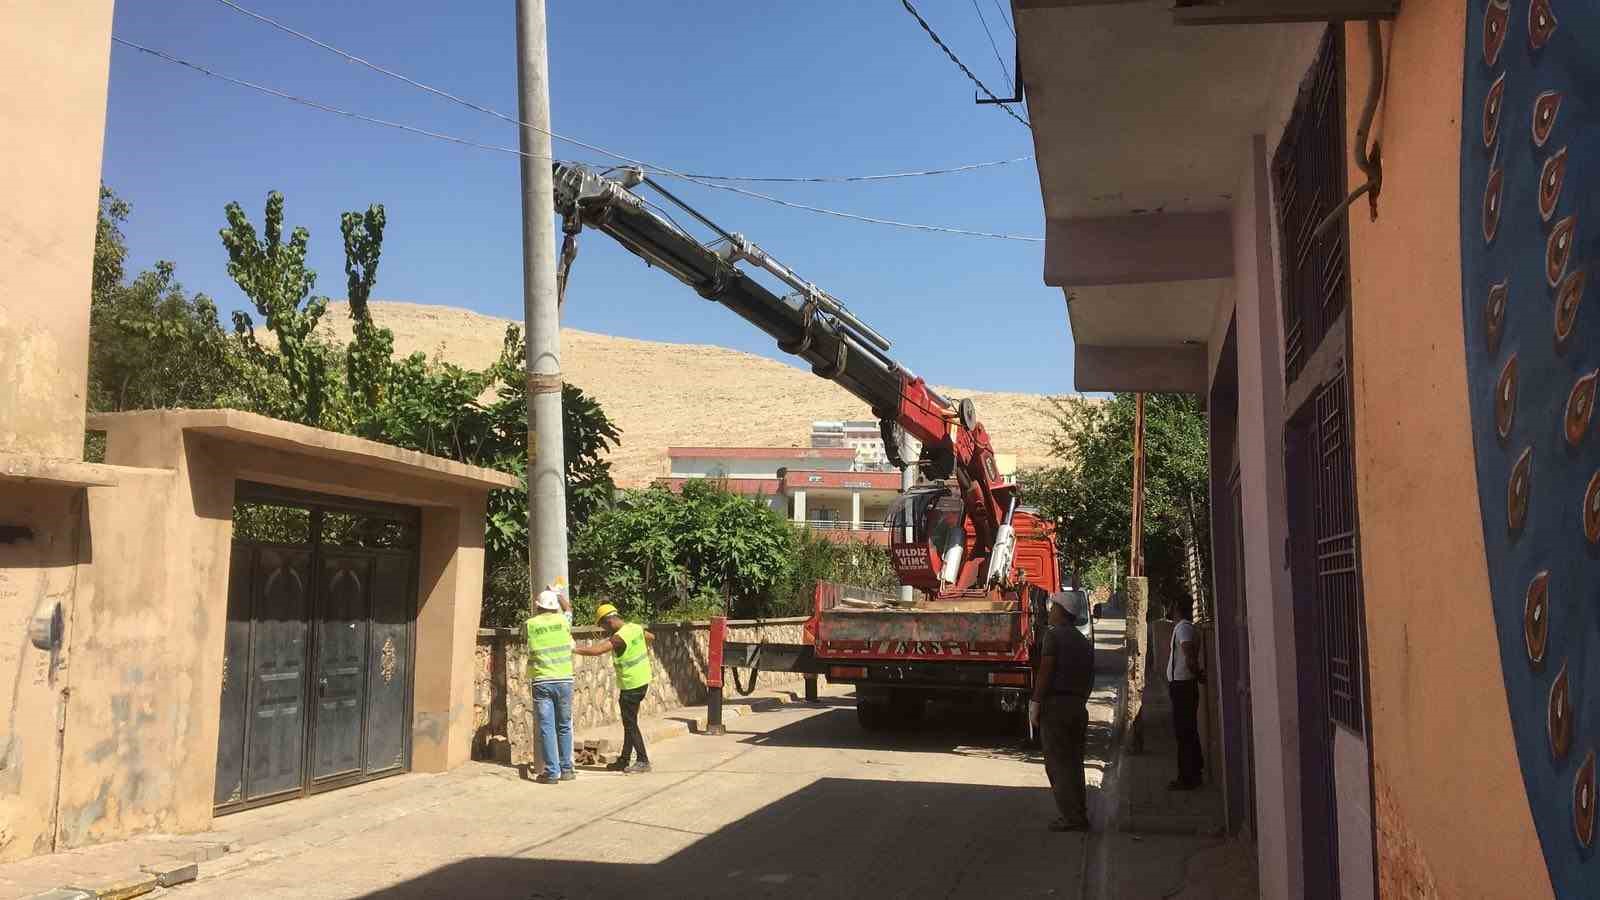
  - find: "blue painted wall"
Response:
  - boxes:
[1460,1,1600,894]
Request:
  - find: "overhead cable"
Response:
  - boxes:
[970,0,1013,89]
[112,37,1045,242]
[660,155,1033,184]
[991,0,1016,38]
[899,0,1029,128]
[111,38,564,163]
[212,0,1028,185]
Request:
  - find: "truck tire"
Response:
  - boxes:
[888,690,925,726]
[857,700,888,731]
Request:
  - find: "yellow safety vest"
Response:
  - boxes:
[525,612,574,682]
[613,622,652,690]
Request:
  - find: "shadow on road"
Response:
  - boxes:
[354,778,1085,900]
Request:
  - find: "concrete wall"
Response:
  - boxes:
[0,0,113,459]
[473,618,810,764]
[0,485,88,861]
[0,411,506,861]
[1341,7,1548,899]
[1229,133,1304,900]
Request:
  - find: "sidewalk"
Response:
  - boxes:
[1094,666,1255,900]
[1,682,838,900]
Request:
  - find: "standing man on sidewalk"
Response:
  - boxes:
[574,603,655,773]
[1030,592,1095,832]
[1166,598,1204,791]
[526,587,576,785]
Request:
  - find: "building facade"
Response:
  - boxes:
[1020,1,1590,896]
[0,2,512,861]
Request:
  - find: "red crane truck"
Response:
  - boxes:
[550,162,1071,733]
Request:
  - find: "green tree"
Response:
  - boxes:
[88,188,262,419]
[1021,393,1210,611]
[220,191,333,426]
[340,205,392,412]
[569,480,795,622]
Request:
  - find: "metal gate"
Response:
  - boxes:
[214,483,418,814]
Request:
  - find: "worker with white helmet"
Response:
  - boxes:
[526,583,576,784]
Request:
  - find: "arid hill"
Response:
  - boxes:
[313,301,1067,486]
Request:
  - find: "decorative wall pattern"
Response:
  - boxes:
[1461,1,1600,892]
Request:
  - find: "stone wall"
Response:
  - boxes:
[473,617,809,765]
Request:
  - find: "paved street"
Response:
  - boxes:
[2,623,1128,900]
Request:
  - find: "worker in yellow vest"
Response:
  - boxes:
[526,588,575,785]
[574,603,655,773]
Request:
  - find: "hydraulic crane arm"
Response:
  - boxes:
[550,163,1019,587]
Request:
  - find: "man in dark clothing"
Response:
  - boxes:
[1030,592,1095,832]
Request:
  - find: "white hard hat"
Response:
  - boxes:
[535,589,561,611]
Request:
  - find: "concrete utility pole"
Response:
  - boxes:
[515,0,569,594]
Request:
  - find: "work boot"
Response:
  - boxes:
[561,770,577,782]
[605,760,629,772]
[535,774,560,785]
[625,762,652,774]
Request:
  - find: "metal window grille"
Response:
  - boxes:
[1313,369,1363,733]
[1272,26,1350,387]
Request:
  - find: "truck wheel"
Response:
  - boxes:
[857,700,888,731]
[888,690,924,726]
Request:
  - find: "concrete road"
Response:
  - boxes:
[175,625,1126,900]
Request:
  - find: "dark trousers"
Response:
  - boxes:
[1169,679,1203,785]
[618,685,650,765]
[1040,698,1089,825]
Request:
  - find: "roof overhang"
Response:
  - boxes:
[89,409,519,493]
[1018,0,1326,391]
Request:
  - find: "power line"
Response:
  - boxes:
[111,37,566,163]
[112,37,1045,242]
[663,178,1042,242]
[665,155,1033,184]
[991,0,1016,38]
[970,0,1012,90]
[899,0,1029,128]
[212,0,1027,186]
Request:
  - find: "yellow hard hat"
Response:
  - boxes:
[594,603,619,624]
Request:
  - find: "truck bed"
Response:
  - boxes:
[817,608,1021,645]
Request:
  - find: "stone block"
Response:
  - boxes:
[139,859,199,887]
[61,876,157,900]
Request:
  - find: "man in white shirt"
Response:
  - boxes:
[1166,599,1204,791]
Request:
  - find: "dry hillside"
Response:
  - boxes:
[314,301,1066,486]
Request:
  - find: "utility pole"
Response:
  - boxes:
[1130,391,1146,578]
[515,0,569,595]
[1123,391,1149,753]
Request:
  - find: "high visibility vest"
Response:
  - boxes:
[525,612,574,681]
[613,622,652,690]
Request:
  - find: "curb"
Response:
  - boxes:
[573,690,819,755]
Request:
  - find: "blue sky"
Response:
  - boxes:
[103,1,1073,393]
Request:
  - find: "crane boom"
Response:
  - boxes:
[550,162,1021,590]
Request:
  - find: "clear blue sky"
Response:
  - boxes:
[103,1,1075,393]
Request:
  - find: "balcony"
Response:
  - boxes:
[798,519,892,546]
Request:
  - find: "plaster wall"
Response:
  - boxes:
[0,0,113,459]
[1340,8,1549,898]
[0,486,86,861]
[0,412,507,860]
